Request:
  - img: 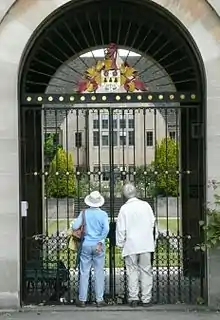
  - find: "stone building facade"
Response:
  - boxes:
[0,0,220,309]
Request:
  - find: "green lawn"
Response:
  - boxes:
[47,217,181,236]
[46,217,181,268]
[157,217,181,235]
[48,246,180,269]
[47,219,69,235]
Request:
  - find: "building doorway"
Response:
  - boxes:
[19,0,206,305]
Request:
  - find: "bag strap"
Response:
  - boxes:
[81,209,85,226]
[81,209,86,232]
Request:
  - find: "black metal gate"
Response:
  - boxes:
[19,0,206,306]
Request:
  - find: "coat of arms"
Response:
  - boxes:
[77,43,148,93]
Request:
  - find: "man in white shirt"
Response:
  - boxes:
[116,183,156,307]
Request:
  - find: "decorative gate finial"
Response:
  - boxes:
[77,43,148,93]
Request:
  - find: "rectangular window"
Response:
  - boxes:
[102,165,110,181]
[102,119,108,129]
[169,131,176,140]
[93,119,99,129]
[120,119,126,129]
[128,165,135,181]
[45,132,60,145]
[102,132,109,146]
[113,131,118,146]
[128,119,134,129]
[120,135,127,146]
[128,165,135,173]
[93,131,100,146]
[93,166,99,173]
[53,133,60,145]
[128,131,135,146]
[93,165,99,181]
[146,131,153,146]
[75,132,82,148]
[113,119,118,129]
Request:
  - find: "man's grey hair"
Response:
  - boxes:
[123,183,137,199]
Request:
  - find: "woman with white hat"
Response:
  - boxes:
[71,191,109,307]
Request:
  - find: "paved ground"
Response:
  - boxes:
[0,307,219,320]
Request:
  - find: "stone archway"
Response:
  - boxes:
[18,0,207,305]
[0,0,220,309]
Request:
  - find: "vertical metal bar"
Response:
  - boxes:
[98,109,101,192]
[43,109,50,302]
[195,106,204,301]
[87,113,92,304]
[85,110,90,173]
[121,109,125,177]
[154,108,159,303]
[165,108,171,303]
[85,108,92,301]
[76,109,80,217]
[44,110,49,239]
[53,109,60,301]
[75,108,81,302]
[186,107,192,303]
[132,109,136,186]
[175,108,182,302]
[32,108,39,300]
[199,115,205,303]
[21,108,28,302]
[33,109,37,233]
[108,107,115,300]
[65,108,71,302]
[143,108,147,198]
[121,109,126,302]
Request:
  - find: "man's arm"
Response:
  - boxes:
[147,203,155,227]
[71,211,83,230]
[116,207,126,248]
[147,203,158,240]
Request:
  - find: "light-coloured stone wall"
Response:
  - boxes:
[0,0,220,309]
[0,0,15,22]
[207,0,220,16]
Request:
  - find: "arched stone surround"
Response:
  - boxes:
[0,0,220,308]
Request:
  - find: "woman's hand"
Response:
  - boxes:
[96,242,103,253]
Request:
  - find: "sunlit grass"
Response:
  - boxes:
[47,217,181,235]
[45,217,181,268]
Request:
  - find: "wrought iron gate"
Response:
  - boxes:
[21,97,205,305]
[19,0,206,306]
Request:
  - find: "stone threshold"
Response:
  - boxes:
[1,304,218,314]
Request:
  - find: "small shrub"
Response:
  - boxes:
[47,148,75,198]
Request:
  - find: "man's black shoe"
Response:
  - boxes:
[130,300,138,307]
[142,302,153,307]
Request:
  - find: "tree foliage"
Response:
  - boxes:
[134,165,156,197]
[153,138,179,196]
[44,133,62,164]
[196,181,220,251]
[47,148,75,198]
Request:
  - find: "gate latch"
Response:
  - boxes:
[191,123,203,139]
[21,201,28,217]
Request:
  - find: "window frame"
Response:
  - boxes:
[146,131,154,147]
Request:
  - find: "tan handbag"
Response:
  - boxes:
[67,210,85,251]
[67,229,77,251]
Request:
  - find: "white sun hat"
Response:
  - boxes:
[84,191,105,208]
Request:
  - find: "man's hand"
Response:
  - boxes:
[96,242,103,253]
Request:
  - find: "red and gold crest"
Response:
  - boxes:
[77,43,148,93]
